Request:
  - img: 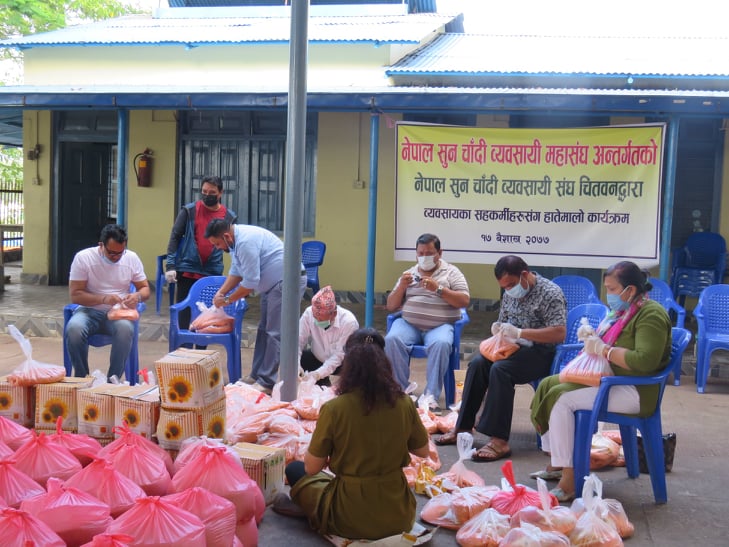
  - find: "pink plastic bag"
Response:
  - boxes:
[48,416,102,467]
[0,439,14,460]
[171,444,259,522]
[12,430,82,487]
[64,457,147,517]
[236,516,259,547]
[20,477,113,546]
[107,496,207,546]
[6,325,66,386]
[80,534,134,547]
[0,507,66,546]
[559,351,613,387]
[173,435,235,475]
[100,438,172,496]
[0,415,33,451]
[0,459,46,508]
[100,424,175,476]
[491,460,558,517]
[164,486,237,547]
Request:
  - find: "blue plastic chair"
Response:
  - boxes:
[573,327,692,504]
[648,277,686,331]
[301,240,326,293]
[386,309,470,406]
[63,284,146,385]
[168,275,248,383]
[692,284,729,394]
[552,275,601,311]
[155,254,176,315]
[671,232,727,306]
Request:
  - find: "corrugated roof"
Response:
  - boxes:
[0,12,459,47]
[387,33,729,79]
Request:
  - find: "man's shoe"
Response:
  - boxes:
[251,382,272,395]
[272,493,306,518]
[241,375,256,385]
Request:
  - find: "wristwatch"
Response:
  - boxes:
[224,295,231,305]
[436,285,444,297]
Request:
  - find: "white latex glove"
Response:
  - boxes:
[490,322,503,336]
[302,371,320,383]
[500,323,522,340]
[165,270,177,284]
[577,323,596,341]
[583,336,607,356]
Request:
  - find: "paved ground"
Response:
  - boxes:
[3,280,729,545]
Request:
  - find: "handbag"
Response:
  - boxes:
[479,332,519,362]
[637,433,676,473]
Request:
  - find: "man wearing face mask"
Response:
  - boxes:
[435,255,566,462]
[385,233,470,410]
[165,175,237,331]
[65,224,150,380]
[297,285,359,386]
[205,218,307,393]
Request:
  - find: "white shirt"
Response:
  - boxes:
[69,246,147,311]
[297,305,360,379]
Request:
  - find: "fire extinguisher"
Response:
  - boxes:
[134,148,153,187]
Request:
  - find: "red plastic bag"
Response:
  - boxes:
[20,476,113,546]
[479,331,519,361]
[107,496,207,546]
[6,325,66,386]
[491,460,558,517]
[0,459,46,508]
[0,507,66,546]
[48,416,102,467]
[80,534,134,547]
[100,424,175,476]
[12,430,82,487]
[64,457,147,517]
[190,302,234,333]
[172,444,260,522]
[510,477,577,535]
[164,486,237,547]
[0,416,33,451]
[455,507,511,546]
[559,351,613,387]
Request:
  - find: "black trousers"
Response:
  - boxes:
[300,349,341,386]
[455,345,554,441]
[174,274,197,331]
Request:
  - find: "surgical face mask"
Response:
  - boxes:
[417,255,437,271]
[505,273,529,299]
[314,319,331,329]
[100,253,117,265]
[221,235,232,253]
[607,287,630,312]
[201,193,219,207]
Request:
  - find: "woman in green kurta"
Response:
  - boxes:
[283,327,430,540]
[529,261,672,502]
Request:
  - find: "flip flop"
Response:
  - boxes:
[549,487,575,503]
[529,469,563,481]
[434,430,459,446]
[471,441,512,462]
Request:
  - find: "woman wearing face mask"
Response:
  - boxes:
[529,261,672,502]
[435,255,567,463]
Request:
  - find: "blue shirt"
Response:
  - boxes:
[229,224,285,294]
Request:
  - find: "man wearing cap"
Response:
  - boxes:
[298,286,360,385]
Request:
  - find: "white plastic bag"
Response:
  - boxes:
[190,302,234,333]
[7,325,66,386]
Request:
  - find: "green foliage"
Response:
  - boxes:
[0,0,139,40]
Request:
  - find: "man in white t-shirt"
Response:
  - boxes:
[65,224,150,380]
[298,285,359,386]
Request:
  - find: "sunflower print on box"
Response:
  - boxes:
[35,378,93,431]
[0,379,35,427]
[155,349,225,409]
[156,397,226,450]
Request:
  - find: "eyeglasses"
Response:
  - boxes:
[104,245,126,258]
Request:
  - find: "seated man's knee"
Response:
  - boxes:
[113,320,136,341]
[65,316,90,345]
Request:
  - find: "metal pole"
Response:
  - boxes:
[279,0,309,402]
[365,113,380,327]
[117,109,128,225]
[660,119,679,281]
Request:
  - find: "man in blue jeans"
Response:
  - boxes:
[65,224,150,380]
[384,233,470,411]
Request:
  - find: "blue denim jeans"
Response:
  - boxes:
[64,306,135,380]
[384,318,454,401]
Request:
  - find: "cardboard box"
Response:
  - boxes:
[156,396,226,450]
[155,349,225,410]
[232,442,286,505]
[76,383,124,438]
[454,369,467,406]
[0,376,35,427]
[35,377,94,430]
[114,385,160,439]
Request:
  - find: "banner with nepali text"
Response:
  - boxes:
[395,123,665,268]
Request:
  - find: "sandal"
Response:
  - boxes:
[471,441,512,462]
[434,430,459,446]
[529,469,563,481]
[549,487,575,503]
